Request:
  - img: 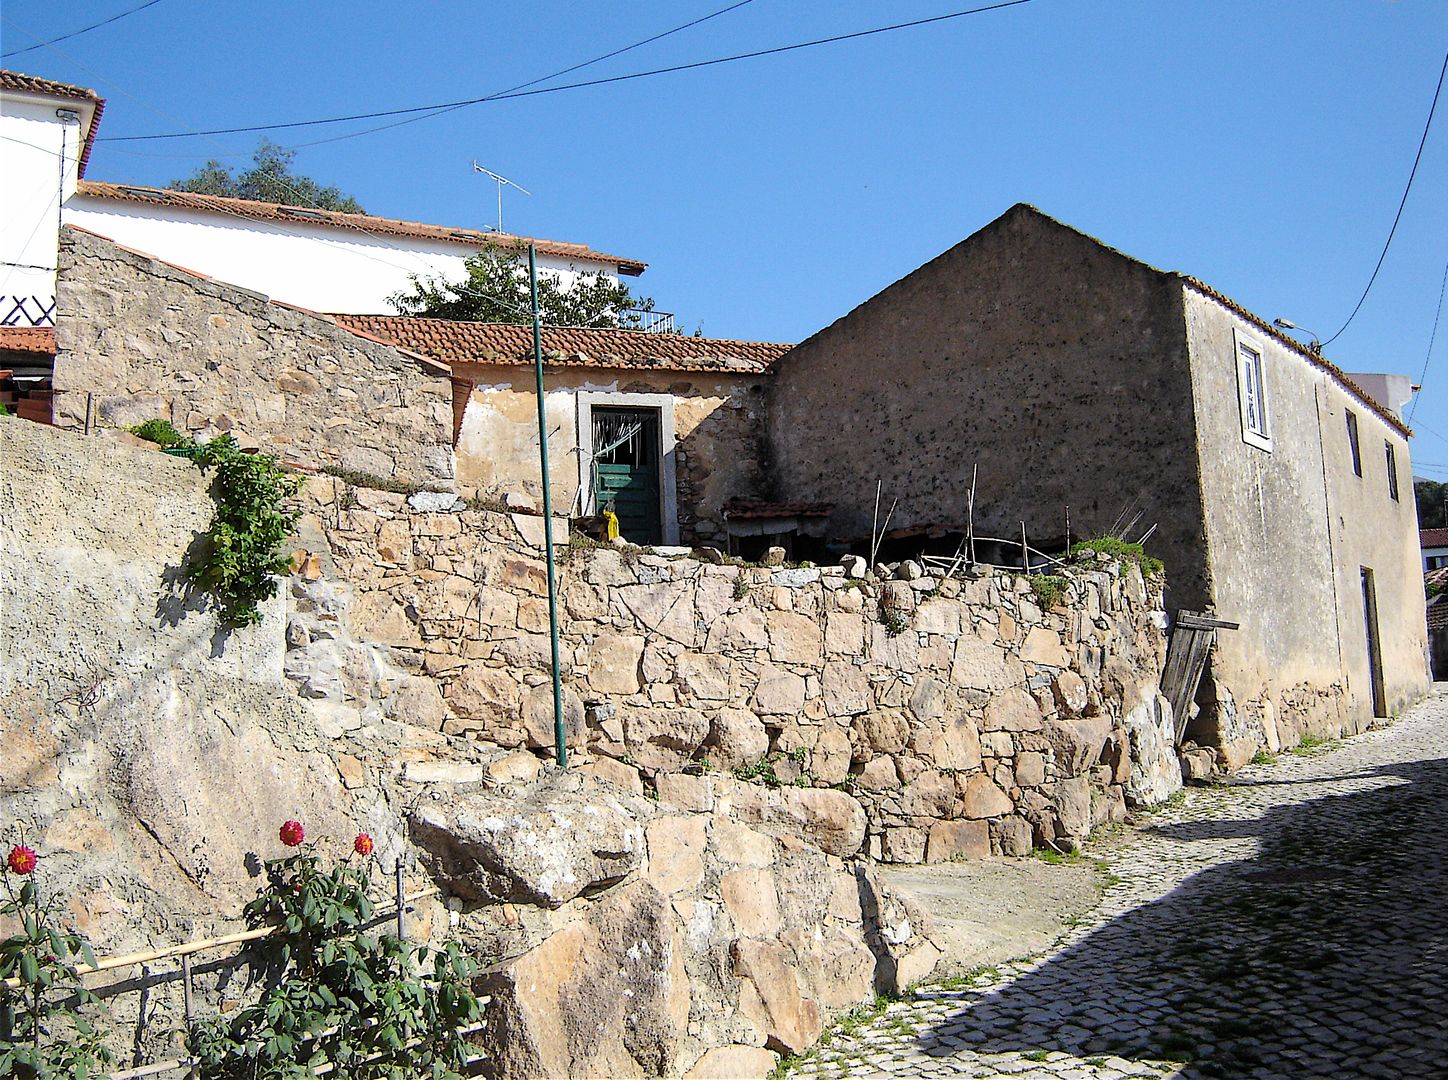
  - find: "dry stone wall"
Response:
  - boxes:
[293,477,1178,862]
[53,226,455,486]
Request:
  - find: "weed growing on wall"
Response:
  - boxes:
[1029,574,1069,610]
[188,437,302,628]
[0,841,113,1079]
[188,823,482,1079]
[128,418,194,448]
[1069,537,1164,578]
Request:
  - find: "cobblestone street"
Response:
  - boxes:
[787,691,1448,1079]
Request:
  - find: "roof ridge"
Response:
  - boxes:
[74,180,646,272]
[335,314,792,349]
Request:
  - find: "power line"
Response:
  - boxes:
[1322,47,1448,349]
[1408,257,1448,425]
[1,0,166,60]
[100,0,1034,143]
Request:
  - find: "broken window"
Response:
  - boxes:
[1346,409,1362,477]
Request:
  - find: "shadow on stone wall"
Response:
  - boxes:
[912,758,1448,1077]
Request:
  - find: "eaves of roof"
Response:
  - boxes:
[1179,275,1412,440]
[331,314,790,375]
[72,181,647,275]
[0,69,106,178]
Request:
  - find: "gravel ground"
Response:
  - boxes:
[786,689,1448,1080]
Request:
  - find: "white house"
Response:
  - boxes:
[0,71,103,327]
[1,68,647,322]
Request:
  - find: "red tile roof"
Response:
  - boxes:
[1421,529,1448,549]
[331,315,790,374]
[725,498,833,519]
[0,70,106,177]
[73,181,647,275]
[0,327,56,355]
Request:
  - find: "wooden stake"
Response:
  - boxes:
[967,464,978,566]
[181,954,198,1080]
[1020,521,1031,574]
[395,862,407,941]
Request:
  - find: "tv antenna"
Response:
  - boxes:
[472,162,531,233]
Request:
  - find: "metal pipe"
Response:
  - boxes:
[530,244,567,768]
[395,862,406,941]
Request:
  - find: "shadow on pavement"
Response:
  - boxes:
[915,758,1448,1078]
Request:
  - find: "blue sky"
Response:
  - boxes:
[5,1,1447,472]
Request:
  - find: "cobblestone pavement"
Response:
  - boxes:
[787,692,1448,1079]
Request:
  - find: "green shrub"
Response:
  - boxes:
[187,437,301,628]
[1069,536,1164,578]
[128,418,194,448]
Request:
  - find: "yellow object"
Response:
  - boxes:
[602,510,620,541]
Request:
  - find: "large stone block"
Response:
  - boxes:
[408,784,646,907]
[752,664,806,715]
[707,707,769,770]
[982,687,1043,732]
[586,633,645,695]
[731,939,822,1054]
[1042,715,1114,776]
[725,783,867,857]
[961,773,1014,819]
[622,706,711,770]
[482,880,689,1078]
[926,819,990,861]
[767,610,825,665]
[645,815,708,895]
[821,661,870,716]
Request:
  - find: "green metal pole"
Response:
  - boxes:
[529,244,567,768]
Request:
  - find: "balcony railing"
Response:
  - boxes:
[621,308,676,334]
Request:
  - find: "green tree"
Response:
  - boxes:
[169,139,365,213]
[1416,478,1448,528]
[389,243,661,329]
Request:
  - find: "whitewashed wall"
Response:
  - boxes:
[0,91,87,318]
[63,197,618,314]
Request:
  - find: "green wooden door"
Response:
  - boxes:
[592,407,662,544]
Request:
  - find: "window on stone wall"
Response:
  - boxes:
[1233,328,1271,452]
[1387,441,1400,501]
[1346,409,1362,477]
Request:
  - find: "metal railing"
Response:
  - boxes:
[620,308,676,334]
[6,867,487,1079]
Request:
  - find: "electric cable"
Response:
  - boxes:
[1,0,166,60]
[1322,47,1448,348]
[99,0,1034,143]
[1408,257,1448,425]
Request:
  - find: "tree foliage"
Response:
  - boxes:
[1416,479,1447,529]
[389,243,659,329]
[170,140,366,213]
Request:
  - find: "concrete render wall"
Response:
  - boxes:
[453,363,769,547]
[290,476,1180,863]
[1181,288,1429,761]
[766,205,1211,612]
[51,226,456,487]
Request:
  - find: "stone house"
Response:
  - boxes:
[768,203,1429,762]
[331,315,789,546]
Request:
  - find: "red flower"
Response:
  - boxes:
[353,833,374,857]
[279,820,305,847]
[7,845,37,875]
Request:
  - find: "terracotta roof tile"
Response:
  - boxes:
[331,315,790,374]
[0,70,105,177]
[0,327,56,355]
[74,181,647,274]
[724,498,833,519]
[1422,529,1448,549]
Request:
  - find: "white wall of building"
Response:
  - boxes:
[62,197,616,314]
[0,91,87,321]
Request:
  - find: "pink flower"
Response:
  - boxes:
[353,833,374,857]
[279,820,305,847]
[7,845,37,875]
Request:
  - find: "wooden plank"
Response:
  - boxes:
[1175,613,1240,632]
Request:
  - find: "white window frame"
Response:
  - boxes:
[1233,327,1272,452]
[575,390,680,546]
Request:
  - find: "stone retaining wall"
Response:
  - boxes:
[53,227,455,487]
[291,476,1179,862]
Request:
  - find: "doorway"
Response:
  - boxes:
[1361,566,1388,718]
[591,406,663,545]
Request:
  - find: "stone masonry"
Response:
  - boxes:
[288,475,1180,863]
[52,226,455,486]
